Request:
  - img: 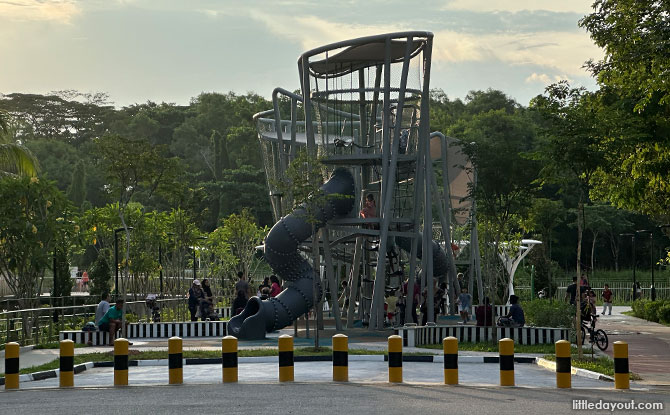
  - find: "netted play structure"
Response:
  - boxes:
[229,31,481,340]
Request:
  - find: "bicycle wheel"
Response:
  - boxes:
[594,329,608,351]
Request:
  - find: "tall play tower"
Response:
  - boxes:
[228,31,479,339]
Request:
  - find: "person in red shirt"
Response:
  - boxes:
[269,275,282,297]
[601,284,613,315]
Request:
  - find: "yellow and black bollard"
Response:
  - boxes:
[499,338,514,386]
[613,341,629,389]
[278,335,294,382]
[332,334,348,382]
[114,338,129,386]
[555,340,571,389]
[168,336,183,385]
[59,340,75,388]
[388,335,402,383]
[443,336,458,385]
[222,336,238,383]
[4,342,19,390]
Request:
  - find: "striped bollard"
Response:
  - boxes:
[443,336,458,385]
[499,338,514,386]
[4,342,19,389]
[168,337,183,385]
[332,334,348,382]
[114,338,129,386]
[555,340,571,388]
[388,335,402,383]
[59,340,75,387]
[613,341,629,389]
[222,336,238,383]
[278,335,294,382]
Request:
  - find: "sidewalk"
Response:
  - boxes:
[596,305,670,386]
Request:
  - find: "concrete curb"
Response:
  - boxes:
[0,362,94,385]
[535,357,614,382]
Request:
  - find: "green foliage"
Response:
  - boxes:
[0,177,72,303]
[207,209,267,297]
[631,299,670,324]
[89,251,112,298]
[67,160,87,208]
[523,299,573,328]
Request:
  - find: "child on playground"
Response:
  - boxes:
[385,290,398,326]
[457,287,472,324]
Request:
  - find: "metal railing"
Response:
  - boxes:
[0,297,190,347]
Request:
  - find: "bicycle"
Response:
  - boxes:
[579,314,608,351]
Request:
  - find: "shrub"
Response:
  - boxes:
[631,299,647,318]
[657,304,670,324]
[523,299,573,328]
[643,301,663,322]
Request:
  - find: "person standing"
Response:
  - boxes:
[601,284,613,315]
[188,280,204,322]
[565,276,578,305]
[235,272,250,300]
[457,287,472,324]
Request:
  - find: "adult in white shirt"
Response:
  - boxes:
[95,293,111,325]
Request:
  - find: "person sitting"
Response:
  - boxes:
[475,296,493,326]
[269,275,282,297]
[96,298,130,344]
[232,290,248,316]
[504,295,525,327]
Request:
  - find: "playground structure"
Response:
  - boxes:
[228,31,483,340]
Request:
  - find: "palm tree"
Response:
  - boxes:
[0,110,39,177]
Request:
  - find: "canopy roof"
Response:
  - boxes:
[309,39,424,78]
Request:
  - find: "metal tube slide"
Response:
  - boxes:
[395,235,449,280]
[227,168,355,340]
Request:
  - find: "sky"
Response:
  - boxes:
[0,0,603,108]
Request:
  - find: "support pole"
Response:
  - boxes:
[114,338,129,386]
[59,339,74,388]
[388,335,402,383]
[168,336,183,385]
[222,335,238,383]
[443,336,458,385]
[332,334,349,382]
[4,342,19,389]
[278,335,294,382]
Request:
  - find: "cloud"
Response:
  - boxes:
[247,10,405,51]
[0,0,80,23]
[442,0,592,14]
[248,10,601,78]
[524,72,572,84]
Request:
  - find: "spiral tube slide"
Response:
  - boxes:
[227,168,355,340]
[395,235,449,279]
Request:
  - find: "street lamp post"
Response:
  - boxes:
[620,233,636,301]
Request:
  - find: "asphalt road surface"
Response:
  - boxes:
[2,383,668,415]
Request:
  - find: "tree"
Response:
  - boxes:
[453,108,540,302]
[0,177,72,337]
[51,243,72,300]
[579,2,670,221]
[67,160,87,208]
[531,82,606,358]
[89,251,112,298]
[0,122,39,177]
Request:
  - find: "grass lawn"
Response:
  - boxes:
[1,347,433,378]
[543,353,642,380]
[418,342,558,354]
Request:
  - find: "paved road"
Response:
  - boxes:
[596,306,670,386]
[18,361,609,389]
[2,382,668,415]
